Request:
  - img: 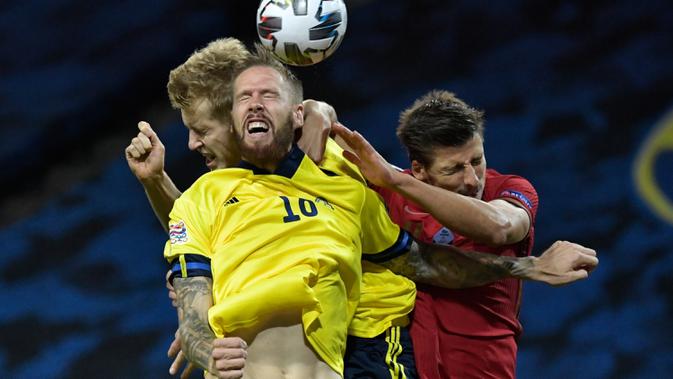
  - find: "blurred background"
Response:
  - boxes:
[2,0,672,377]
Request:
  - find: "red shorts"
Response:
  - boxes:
[410,297,517,379]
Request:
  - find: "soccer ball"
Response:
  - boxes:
[256,0,348,66]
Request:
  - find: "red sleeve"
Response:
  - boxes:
[492,176,539,225]
[370,183,446,245]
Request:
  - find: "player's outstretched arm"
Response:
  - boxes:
[377,240,598,288]
[297,100,338,163]
[332,122,531,245]
[125,121,182,231]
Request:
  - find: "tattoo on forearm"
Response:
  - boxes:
[174,277,214,370]
[379,241,533,288]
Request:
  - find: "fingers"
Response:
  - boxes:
[138,132,152,150]
[574,253,599,270]
[166,272,178,306]
[342,150,361,166]
[138,121,154,138]
[332,123,377,157]
[167,335,181,358]
[169,351,186,375]
[333,123,363,148]
[126,134,152,159]
[168,289,178,307]
[179,362,195,379]
[555,240,597,256]
[213,337,247,349]
[211,337,247,376]
[575,245,597,256]
[125,145,139,159]
[213,356,246,370]
[331,122,353,140]
[216,369,244,379]
[138,120,166,150]
[559,269,589,286]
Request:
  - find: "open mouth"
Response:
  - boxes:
[202,153,216,169]
[247,120,270,135]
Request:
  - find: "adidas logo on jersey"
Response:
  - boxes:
[223,196,240,206]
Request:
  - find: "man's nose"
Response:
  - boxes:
[248,95,264,112]
[463,164,479,188]
[188,131,202,151]
[249,103,263,113]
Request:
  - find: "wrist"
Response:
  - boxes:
[139,170,168,186]
[512,256,538,280]
[390,171,418,192]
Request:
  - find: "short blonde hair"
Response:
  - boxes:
[167,38,251,119]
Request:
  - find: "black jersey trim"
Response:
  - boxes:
[168,254,212,285]
[363,229,413,264]
[237,144,305,178]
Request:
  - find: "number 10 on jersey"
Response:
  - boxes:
[280,196,318,223]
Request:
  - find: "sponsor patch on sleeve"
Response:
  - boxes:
[499,190,533,210]
[169,220,189,245]
[432,227,454,246]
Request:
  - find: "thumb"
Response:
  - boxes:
[556,269,588,286]
[138,121,160,145]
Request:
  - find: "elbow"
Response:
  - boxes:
[481,218,512,246]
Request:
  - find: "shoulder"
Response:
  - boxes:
[484,168,538,213]
[485,169,536,193]
[318,138,367,183]
[180,169,248,205]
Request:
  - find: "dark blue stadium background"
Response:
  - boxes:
[2,0,672,377]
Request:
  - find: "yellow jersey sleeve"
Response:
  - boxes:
[163,182,217,281]
[319,138,367,184]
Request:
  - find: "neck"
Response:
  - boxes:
[241,143,293,173]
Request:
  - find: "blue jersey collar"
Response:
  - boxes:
[237,144,305,178]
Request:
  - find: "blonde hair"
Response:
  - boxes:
[167,38,251,119]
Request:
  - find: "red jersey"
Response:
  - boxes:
[375,168,538,378]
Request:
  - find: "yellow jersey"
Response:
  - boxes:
[164,144,408,375]
[320,139,417,338]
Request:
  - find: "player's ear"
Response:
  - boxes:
[411,160,427,181]
[292,103,304,130]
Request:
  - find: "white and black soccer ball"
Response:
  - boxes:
[256,0,347,66]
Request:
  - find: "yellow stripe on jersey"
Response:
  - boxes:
[164,145,406,375]
[178,255,187,279]
[385,326,408,379]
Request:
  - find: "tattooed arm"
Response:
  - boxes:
[173,276,216,372]
[378,240,598,288]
